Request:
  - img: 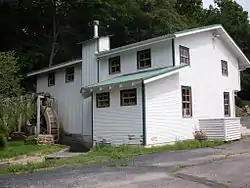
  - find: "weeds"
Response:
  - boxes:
[0,139,225,174]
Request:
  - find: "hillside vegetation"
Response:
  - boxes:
[0,0,250,96]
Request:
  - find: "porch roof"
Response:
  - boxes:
[85,64,187,90]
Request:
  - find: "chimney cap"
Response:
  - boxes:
[93,20,99,25]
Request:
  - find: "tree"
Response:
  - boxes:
[0,51,22,97]
[175,0,204,25]
[0,51,21,135]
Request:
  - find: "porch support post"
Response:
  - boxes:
[36,95,43,134]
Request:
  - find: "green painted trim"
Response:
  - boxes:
[141,82,146,145]
[172,39,175,66]
[181,85,191,89]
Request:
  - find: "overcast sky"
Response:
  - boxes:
[203,0,250,14]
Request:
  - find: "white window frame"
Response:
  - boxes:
[65,67,74,83]
[48,72,55,87]
[109,56,121,74]
[181,86,192,118]
[96,92,110,108]
[180,46,190,65]
[221,60,228,76]
[137,49,151,69]
[224,92,231,117]
[120,89,137,106]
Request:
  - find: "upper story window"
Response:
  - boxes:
[179,46,190,65]
[181,86,192,118]
[221,60,228,76]
[223,92,231,117]
[137,49,151,69]
[96,92,110,108]
[109,56,121,74]
[48,72,55,87]
[65,67,74,83]
[120,89,137,106]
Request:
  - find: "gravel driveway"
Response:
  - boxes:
[1,139,250,188]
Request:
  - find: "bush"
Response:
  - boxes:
[235,96,243,108]
[0,134,7,150]
[24,135,39,145]
[193,130,207,141]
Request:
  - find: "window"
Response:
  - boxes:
[109,56,121,74]
[181,86,192,117]
[224,92,231,117]
[137,49,151,69]
[179,46,190,65]
[48,72,55,87]
[65,67,74,83]
[120,89,137,106]
[221,60,228,76]
[96,92,110,108]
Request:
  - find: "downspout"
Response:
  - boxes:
[91,92,94,147]
[97,58,100,82]
[81,50,84,135]
[172,38,175,66]
[141,81,146,146]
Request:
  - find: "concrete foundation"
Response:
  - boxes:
[59,132,93,152]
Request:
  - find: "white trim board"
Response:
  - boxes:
[27,59,82,77]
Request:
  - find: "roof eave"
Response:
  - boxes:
[174,25,222,38]
[96,34,175,58]
[143,64,188,84]
[84,79,143,91]
[27,59,82,77]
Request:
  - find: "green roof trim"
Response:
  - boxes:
[86,65,187,89]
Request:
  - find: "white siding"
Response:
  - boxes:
[224,118,241,141]
[175,31,240,129]
[199,119,226,140]
[93,84,143,145]
[99,40,173,81]
[199,118,241,141]
[82,40,98,135]
[36,64,82,134]
[145,73,194,145]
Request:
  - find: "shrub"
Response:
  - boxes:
[24,135,39,145]
[0,134,7,150]
[235,96,243,108]
[193,130,207,141]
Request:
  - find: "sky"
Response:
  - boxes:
[203,0,250,14]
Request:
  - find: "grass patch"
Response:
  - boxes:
[242,100,250,106]
[0,141,65,161]
[0,139,225,175]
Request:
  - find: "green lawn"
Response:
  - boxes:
[0,139,226,174]
[0,141,65,161]
[242,100,250,106]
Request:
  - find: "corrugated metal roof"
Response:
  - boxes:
[86,65,187,88]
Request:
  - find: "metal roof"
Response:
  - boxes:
[85,65,187,89]
[96,24,222,58]
[27,59,82,77]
